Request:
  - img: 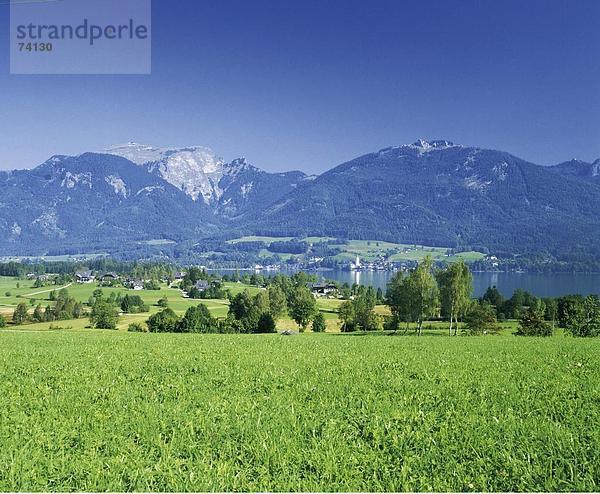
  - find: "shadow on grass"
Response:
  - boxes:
[330,329,452,337]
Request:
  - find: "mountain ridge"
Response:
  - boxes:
[248,142,600,256]
[1,140,599,258]
[105,142,309,218]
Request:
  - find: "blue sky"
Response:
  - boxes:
[1,0,599,172]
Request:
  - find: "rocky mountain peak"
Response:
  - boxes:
[410,139,457,151]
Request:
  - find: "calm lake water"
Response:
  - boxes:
[233,270,600,298]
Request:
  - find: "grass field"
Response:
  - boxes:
[1,275,523,334]
[0,278,259,328]
[0,331,597,491]
[330,240,485,263]
[227,235,294,244]
[0,276,347,332]
[224,236,486,264]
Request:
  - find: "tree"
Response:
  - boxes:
[121,294,149,314]
[73,302,84,319]
[338,300,356,332]
[33,304,44,323]
[90,301,119,330]
[312,312,327,333]
[12,302,29,325]
[0,314,5,328]
[436,260,473,335]
[481,286,505,315]
[228,290,255,321]
[267,285,287,320]
[406,257,439,336]
[227,290,261,333]
[288,286,317,332]
[147,308,179,333]
[255,313,277,334]
[91,288,104,302]
[464,301,501,335]
[43,305,53,322]
[178,304,217,333]
[563,295,600,337]
[157,297,169,308]
[143,279,161,291]
[352,290,378,331]
[253,291,271,316]
[386,271,412,331]
[544,298,558,331]
[517,307,552,336]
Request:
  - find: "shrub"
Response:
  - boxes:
[147,308,179,333]
[143,280,161,291]
[121,295,149,314]
[128,322,147,333]
[177,305,218,333]
[517,308,552,336]
[464,302,501,335]
[312,312,327,333]
[0,314,5,328]
[255,313,277,334]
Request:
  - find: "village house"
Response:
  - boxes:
[124,278,144,290]
[194,280,210,292]
[307,281,337,296]
[36,274,56,282]
[75,270,95,284]
[99,272,120,283]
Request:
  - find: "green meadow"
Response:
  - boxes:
[0,277,258,331]
[0,331,598,492]
[0,276,343,332]
[224,236,485,263]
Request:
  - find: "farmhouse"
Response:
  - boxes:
[194,280,209,292]
[124,278,144,290]
[75,270,95,284]
[308,281,337,296]
[36,274,57,282]
[100,272,120,282]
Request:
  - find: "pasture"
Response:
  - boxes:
[223,236,486,264]
[0,331,598,491]
[0,276,345,332]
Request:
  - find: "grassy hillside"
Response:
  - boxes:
[0,331,597,491]
[224,236,486,263]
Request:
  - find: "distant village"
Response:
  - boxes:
[25,268,366,300]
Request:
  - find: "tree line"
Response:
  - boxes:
[386,257,600,337]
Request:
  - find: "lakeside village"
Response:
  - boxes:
[16,251,499,302]
[251,255,500,273]
[18,252,504,290]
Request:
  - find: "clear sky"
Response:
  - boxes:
[1,0,599,172]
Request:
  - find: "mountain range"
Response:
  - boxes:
[1,140,599,259]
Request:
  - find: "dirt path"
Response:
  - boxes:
[22,282,73,298]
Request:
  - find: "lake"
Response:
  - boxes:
[238,269,600,298]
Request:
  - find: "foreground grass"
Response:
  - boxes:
[0,332,598,491]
